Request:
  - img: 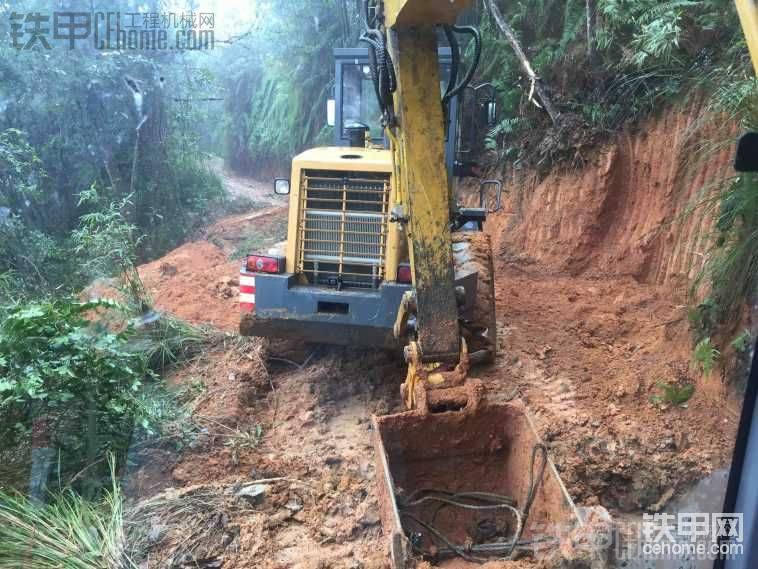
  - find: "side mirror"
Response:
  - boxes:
[487,101,497,127]
[327,99,336,127]
[735,132,758,172]
[274,178,290,196]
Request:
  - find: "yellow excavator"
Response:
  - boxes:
[238,0,758,566]
[238,1,602,566]
[239,1,497,410]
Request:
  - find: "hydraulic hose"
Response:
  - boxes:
[443,25,460,102]
[443,25,482,103]
[359,27,396,125]
[359,5,481,123]
[360,0,395,123]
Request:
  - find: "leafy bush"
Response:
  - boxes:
[0,299,150,483]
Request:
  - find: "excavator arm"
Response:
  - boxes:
[356,0,480,409]
[369,3,607,567]
[383,0,471,364]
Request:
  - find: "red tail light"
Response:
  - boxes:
[246,255,284,274]
[397,263,412,284]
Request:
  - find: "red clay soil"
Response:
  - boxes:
[136,206,288,332]
[473,103,741,511]
[138,241,241,331]
[126,105,744,568]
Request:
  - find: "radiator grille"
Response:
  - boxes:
[297,170,390,289]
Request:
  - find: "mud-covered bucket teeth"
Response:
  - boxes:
[239,272,256,312]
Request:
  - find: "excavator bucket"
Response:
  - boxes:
[373,389,609,568]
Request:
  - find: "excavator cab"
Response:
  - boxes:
[330,47,496,179]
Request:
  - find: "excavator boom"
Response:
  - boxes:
[369,1,602,567]
[385,0,469,362]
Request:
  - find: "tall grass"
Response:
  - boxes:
[689,74,758,331]
[129,313,210,373]
[0,458,135,569]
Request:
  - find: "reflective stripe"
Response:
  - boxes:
[240,302,255,313]
[240,285,256,294]
[240,293,256,304]
[240,275,256,287]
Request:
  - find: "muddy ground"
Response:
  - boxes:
[123,155,742,568]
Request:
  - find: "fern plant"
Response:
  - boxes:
[651,380,696,408]
[693,337,720,376]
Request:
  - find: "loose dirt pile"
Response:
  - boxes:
[128,345,403,568]
[481,267,737,512]
[136,206,288,332]
[138,241,241,331]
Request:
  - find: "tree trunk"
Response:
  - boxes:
[484,0,561,125]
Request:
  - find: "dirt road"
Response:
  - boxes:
[128,142,740,567]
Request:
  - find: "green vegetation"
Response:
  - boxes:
[651,380,696,408]
[0,298,167,486]
[0,0,227,500]
[478,0,749,163]
[731,329,753,353]
[688,69,757,347]
[223,0,359,174]
[224,423,265,466]
[0,1,226,300]
[693,337,721,376]
[695,170,758,327]
[0,457,134,569]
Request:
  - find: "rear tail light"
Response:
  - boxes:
[245,254,284,274]
[397,263,412,284]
